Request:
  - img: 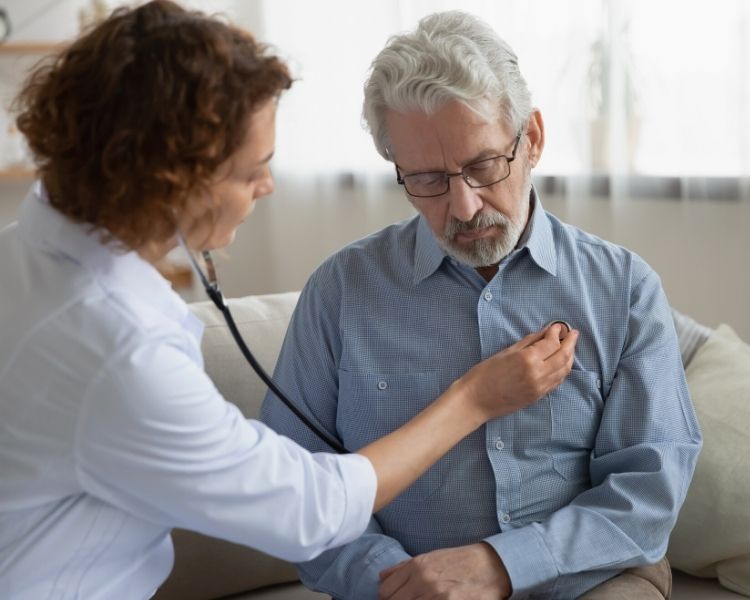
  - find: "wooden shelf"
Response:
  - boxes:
[0,166,35,182]
[0,42,65,55]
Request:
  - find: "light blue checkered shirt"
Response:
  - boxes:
[261,191,702,599]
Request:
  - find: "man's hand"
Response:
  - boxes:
[378,543,512,600]
[457,323,578,422]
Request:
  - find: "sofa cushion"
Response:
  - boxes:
[672,308,713,367]
[667,324,750,597]
[190,291,300,419]
[672,571,747,600]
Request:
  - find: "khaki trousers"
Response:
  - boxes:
[577,558,672,600]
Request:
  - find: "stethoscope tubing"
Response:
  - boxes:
[179,239,575,458]
[178,237,349,454]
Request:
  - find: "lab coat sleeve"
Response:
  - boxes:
[485,268,703,598]
[73,333,377,563]
[261,267,411,599]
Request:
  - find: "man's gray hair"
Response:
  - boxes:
[362,11,533,160]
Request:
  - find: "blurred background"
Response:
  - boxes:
[1,0,749,338]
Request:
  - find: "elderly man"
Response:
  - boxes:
[261,11,701,600]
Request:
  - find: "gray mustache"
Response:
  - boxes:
[445,212,509,237]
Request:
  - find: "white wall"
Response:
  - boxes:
[222,183,750,341]
[1,0,748,339]
[2,180,748,340]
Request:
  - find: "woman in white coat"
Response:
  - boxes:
[0,2,577,598]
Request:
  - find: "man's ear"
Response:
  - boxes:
[525,109,545,168]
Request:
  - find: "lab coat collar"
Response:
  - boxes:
[16,182,198,336]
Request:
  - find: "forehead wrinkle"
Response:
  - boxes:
[387,102,514,172]
[398,125,477,173]
[404,140,506,174]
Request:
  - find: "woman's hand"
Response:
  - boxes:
[456,323,579,423]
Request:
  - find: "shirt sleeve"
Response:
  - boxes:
[260,270,411,599]
[485,268,703,598]
[73,332,376,564]
[297,518,411,600]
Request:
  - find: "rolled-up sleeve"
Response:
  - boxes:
[74,337,376,563]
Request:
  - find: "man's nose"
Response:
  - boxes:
[447,176,483,222]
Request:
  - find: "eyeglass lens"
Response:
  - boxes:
[402,155,512,197]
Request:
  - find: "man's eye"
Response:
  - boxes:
[466,159,494,173]
[409,172,444,186]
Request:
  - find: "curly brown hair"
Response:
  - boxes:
[13,0,291,251]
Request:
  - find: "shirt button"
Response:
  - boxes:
[377,380,388,390]
[494,439,505,450]
[596,379,602,388]
[484,291,493,301]
[500,513,511,524]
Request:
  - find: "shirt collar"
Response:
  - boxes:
[523,188,558,276]
[412,186,557,285]
[17,182,195,331]
[412,215,447,285]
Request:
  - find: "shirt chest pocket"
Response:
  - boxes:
[547,368,604,481]
[337,370,444,501]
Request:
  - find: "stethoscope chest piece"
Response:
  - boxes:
[545,319,572,334]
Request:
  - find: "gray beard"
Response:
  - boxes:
[438,205,528,267]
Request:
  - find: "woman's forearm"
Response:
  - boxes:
[357,379,482,511]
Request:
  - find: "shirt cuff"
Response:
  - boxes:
[355,544,411,600]
[485,525,559,598]
[326,453,377,549]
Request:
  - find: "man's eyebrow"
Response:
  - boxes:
[464,147,509,164]
[401,148,503,174]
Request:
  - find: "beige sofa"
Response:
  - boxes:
[152,292,748,600]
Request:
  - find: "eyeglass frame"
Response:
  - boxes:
[394,132,523,198]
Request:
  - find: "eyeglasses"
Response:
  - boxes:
[395,133,522,198]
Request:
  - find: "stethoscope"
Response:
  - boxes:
[178,236,573,457]
[178,235,349,454]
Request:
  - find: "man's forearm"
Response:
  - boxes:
[484,440,699,597]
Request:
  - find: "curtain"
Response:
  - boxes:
[224,0,750,202]
[4,0,748,201]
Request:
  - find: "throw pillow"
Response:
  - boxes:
[667,324,750,597]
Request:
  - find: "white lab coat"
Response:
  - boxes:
[0,184,376,599]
